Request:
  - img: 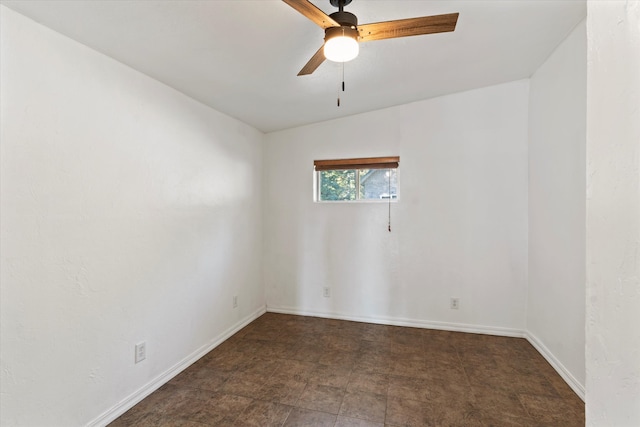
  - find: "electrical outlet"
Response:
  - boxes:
[233,295,238,308]
[323,287,331,298]
[135,342,146,364]
[450,298,460,310]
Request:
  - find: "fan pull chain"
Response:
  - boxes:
[388,168,392,232]
[338,61,345,107]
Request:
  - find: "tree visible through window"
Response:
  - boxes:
[320,169,357,201]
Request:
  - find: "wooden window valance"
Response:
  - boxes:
[313,156,400,171]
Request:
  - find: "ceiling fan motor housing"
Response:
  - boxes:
[325,10,358,43]
[329,11,357,27]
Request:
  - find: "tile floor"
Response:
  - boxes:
[110,313,584,426]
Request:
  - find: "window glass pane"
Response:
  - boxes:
[359,168,398,200]
[319,169,357,201]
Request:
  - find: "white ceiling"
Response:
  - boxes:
[2,0,585,133]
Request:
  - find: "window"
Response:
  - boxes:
[314,157,399,202]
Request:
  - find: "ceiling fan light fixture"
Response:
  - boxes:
[324,27,359,62]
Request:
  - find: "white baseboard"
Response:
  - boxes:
[266,306,525,338]
[525,331,585,401]
[267,306,585,402]
[88,305,267,427]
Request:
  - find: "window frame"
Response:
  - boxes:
[313,156,400,203]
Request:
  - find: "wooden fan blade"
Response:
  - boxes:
[298,45,326,76]
[358,13,459,42]
[283,0,339,29]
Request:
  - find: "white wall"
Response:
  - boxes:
[586,1,640,425]
[0,6,264,426]
[264,80,529,333]
[527,20,586,397]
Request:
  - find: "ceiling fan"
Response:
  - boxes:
[283,0,459,76]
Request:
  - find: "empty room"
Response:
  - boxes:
[1,1,638,426]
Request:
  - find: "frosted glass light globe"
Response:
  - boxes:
[324,36,359,62]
